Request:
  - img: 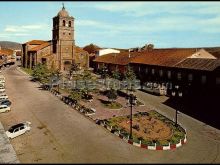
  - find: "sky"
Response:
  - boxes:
[0,1,220,49]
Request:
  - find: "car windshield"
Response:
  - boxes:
[8,127,14,133]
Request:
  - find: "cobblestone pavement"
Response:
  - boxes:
[0,63,219,163]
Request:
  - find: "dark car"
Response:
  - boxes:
[0,100,11,106]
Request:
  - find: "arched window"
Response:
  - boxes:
[68,21,71,27]
[63,20,66,26]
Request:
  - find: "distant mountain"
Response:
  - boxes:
[0,41,21,50]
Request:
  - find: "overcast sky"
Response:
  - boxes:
[0,1,220,49]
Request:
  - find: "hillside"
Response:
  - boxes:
[0,41,21,50]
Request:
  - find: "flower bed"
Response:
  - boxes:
[103,110,186,149]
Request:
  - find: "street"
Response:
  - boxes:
[0,63,219,163]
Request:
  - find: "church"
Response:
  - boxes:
[21,4,89,72]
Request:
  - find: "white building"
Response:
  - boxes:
[96,48,120,56]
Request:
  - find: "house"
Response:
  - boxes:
[96,48,120,56]
[0,46,16,66]
[93,46,220,97]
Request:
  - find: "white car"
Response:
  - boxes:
[0,83,4,87]
[6,121,31,139]
[0,95,8,100]
[0,105,10,113]
[0,89,5,93]
[0,93,8,97]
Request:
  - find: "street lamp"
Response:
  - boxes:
[128,93,137,140]
[102,66,108,86]
[172,85,182,127]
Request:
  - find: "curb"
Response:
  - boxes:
[45,86,188,151]
[16,67,30,76]
[98,121,187,151]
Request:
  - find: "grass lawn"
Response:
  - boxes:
[20,67,33,75]
[100,99,123,109]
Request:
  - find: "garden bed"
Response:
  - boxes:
[99,99,123,109]
[105,110,186,145]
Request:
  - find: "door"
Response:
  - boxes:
[19,126,26,135]
[13,128,20,138]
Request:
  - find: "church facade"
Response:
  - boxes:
[21,5,89,72]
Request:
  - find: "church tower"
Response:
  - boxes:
[52,3,75,71]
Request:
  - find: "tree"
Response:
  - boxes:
[69,89,82,102]
[69,61,80,80]
[52,69,62,92]
[112,68,121,80]
[32,63,51,83]
[123,65,136,81]
[123,65,136,92]
[106,88,118,103]
[82,70,93,99]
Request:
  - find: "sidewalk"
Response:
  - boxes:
[0,122,19,163]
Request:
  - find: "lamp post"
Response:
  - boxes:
[173,85,182,127]
[128,93,137,140]
[102,66,108,87]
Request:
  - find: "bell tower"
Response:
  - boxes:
[52,3,75,71]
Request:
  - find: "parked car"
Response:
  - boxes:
[0,104,10,113]
[0,100,11,106]
[6,121,31,139]
[0,90,5,95]
[0,95,8,99]
[0,97,7,102]
[0,86,5,89]
[0,76,5,83]
[0,83,4,87]
[0,93,7,97]
[0,89,5,93]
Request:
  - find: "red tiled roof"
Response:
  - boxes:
[0,48,14,56]
[75,46,89,54]
[93,51,139,65]
[174,58,220,71]
[130,48,197,67]
[29,42,51,51]
[16,51,22,56]
[25,40,47,45]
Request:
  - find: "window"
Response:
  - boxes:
[159,70,163,77]
[63,32,65,35]
[20,126,24,130]
[177,72,181,80]
[201,75,206,84]
[69,21,71,27]
[14,128,19,133]
[167,71,171,79]
[138,66,141,72]
[69,33,71,35]
[145,67,148,73]
[216,77,220,85]
[188,74,193,81]
[63,20,66,26]
[151,69,155,75]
